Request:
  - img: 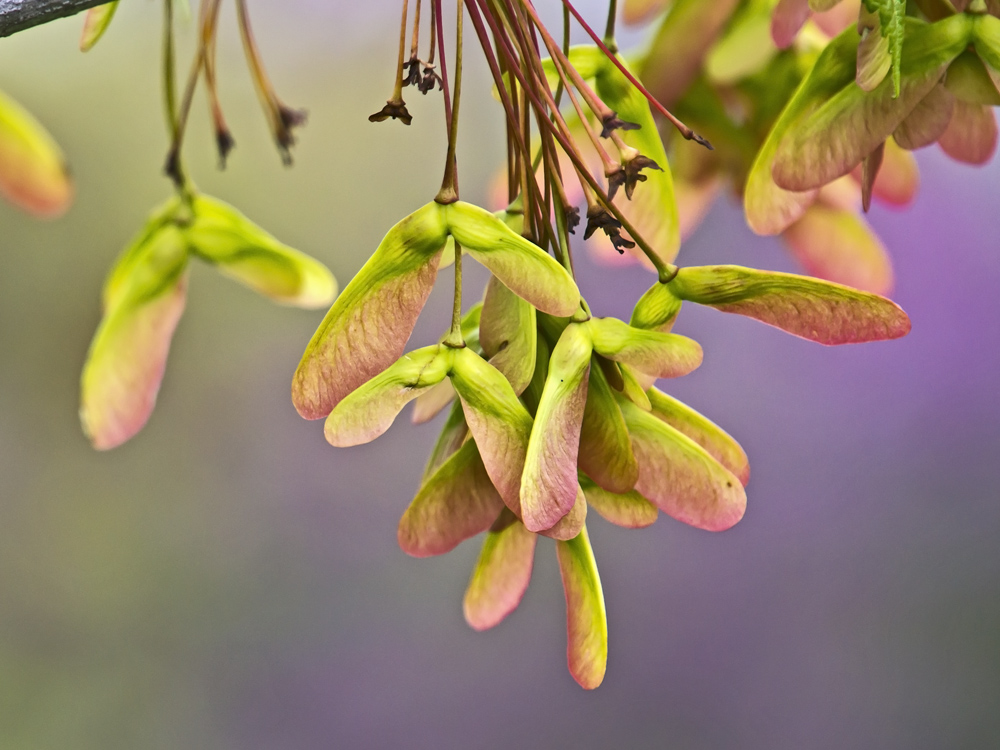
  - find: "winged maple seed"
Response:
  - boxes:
[55,0,1000,690]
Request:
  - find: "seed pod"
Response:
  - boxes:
[399,440,505,558]
[0,88,73,217]
[81,224,189,450]
[324,345,454,447]
[556,528,608,690]
[521,323,593,533]
[188,195,336,308]
[293,202,450,420]
[668,264,911,344]
[463,511,537,631]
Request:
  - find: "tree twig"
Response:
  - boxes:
[0,0,113,38]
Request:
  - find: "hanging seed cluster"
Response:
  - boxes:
[19,0,993,689]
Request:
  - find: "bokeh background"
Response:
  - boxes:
[2,2,998,748]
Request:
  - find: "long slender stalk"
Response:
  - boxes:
[237,0,305,158]
[604,0,617,52]
[489,10,673,276]
[559,0,711,148]
[436,0,464,203]
[163,22,206,187]
[410,0,422,57]
[552,4,569,108]
[466,0,557,251]
[434,0,452,127]
[393,0,410,102]
[445,240,465,346]
[162,0,179,144]
[201,0,231,166]
[515,0,610,127]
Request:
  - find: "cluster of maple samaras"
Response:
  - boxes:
[599,0,1000,294]
[290,196,911,688]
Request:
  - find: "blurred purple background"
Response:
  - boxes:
[0,2,998,748]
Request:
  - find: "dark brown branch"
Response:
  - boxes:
[0,0,113,38]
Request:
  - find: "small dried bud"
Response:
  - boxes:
[600,112,641,138]
[606,167,627,201]
[215,128,236,169]
[275,105,308,165]
[369,99,413,125]
[584,204,635,254]
[403,58,422,88]
[608,231,636,254]
[419,65,444,94]
[279,104,308,132]
[565,206,581,235]
[622,154,662,200]
[584,204,620,240]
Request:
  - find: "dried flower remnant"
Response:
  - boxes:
[369,100,414,125]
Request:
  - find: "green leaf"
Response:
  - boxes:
[580,476,658,528]
[479,275,536,395]
[324,345,453,447]
[445,202,580,317]
[622,399,747,531]
[292,202,449,420]
[861,0,906,97]
[630,280,683,332]
[579,361,640,494]
[464,511,537,631]
[669,265,911,345]
[773,15,974,192]
[398,440,506,558]
[556,528,608,690]
[450,348,534,516]
[744,25,858,234]
[81,225,189,450]
[647,388,750,485]
[587,316,703,378]
[80,1,119,52]
[0,87,73,217]
[189,195,336,308]
[521,323,593,533]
